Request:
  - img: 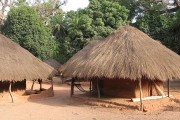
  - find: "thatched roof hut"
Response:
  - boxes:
[0,34,57,81]
[45,59,61,70]
[61,26,180,81]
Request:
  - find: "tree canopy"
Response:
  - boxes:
[1,5,57,60]
[52,0,130,63]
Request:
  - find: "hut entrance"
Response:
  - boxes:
[91,78,164,98]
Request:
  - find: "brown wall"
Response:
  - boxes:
[92,78,164,98]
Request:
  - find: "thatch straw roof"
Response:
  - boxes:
[44,59,61,70]
[0,34,57,81]
[60,26,180,81]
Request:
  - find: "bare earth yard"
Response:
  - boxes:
[0,80,179,120]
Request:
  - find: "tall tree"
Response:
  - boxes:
[166,10,180,54]
[33,0,66,24]
[1,5,57,60]
[52,0,129,63]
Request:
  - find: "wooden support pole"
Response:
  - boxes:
[38,79,42,91]
[51,79,54,90]
[51,79,54,96]
[89,79,92,94]
[139,79,143,111]
[9,82,14,103]
[150,80,152,96]
[97,79,101,98]
[70,78,75,97]
[31,79,35,91]
[168,79,170,97]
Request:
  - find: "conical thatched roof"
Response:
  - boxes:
[0,34,57,81]
[44,59,61,70]
[60,26,180,81]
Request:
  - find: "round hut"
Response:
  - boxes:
[0,34,57,92]
[60,26,180,98]
[44,59,61,70]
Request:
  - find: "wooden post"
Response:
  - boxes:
[89,79,92,95]
[51,79,54,96]
[150,80,152,96]
[9,81,14,103]
[139,79,143,111]
[97,79,101,98]
[31,79,35,91]
[51,79,54,90]
[38,79,42,91]
[70,78,75,97]
[168,79,170,97]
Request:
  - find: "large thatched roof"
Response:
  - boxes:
[60,26,180,81]
[0,34,57,81]
[44,59,61,70]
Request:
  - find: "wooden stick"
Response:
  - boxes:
[9,82,14,103]
[168,79,170,97]
[51,79,54,90]
[97,79,100,98]
[150,80,152,96]
[38,79,42,91]
[51,79,54,96]
[31,80,35,91]
[70,78,75,97]
[139,79,143,111]
[89,79,92,94]
[152,80,165,96]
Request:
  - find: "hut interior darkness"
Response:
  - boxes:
[60,26,180,99]
[0,80,26,92]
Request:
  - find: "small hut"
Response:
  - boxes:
[44,59,61,70]
[0,34,57,92]
[60,26,180,99]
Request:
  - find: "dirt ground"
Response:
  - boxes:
[0,79,179,120]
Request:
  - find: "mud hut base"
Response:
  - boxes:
[92,78,164,98]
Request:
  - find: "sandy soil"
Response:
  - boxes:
[0,79,179,120]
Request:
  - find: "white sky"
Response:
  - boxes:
[61,0,89,12]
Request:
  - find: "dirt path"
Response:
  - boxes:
[0,81,179,120]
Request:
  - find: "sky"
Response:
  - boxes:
[61,0,89,12]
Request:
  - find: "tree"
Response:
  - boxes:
[1,5,57,60]
[51,0,129,63]
[135,11,173,41]
[88,0,129,34]
[33,0,66,24]
[166,10,180,54]
[50,12,67,40]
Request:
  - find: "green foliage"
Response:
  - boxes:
[134,8,180,55]
[166,10,180,54]
[135,11,173,41]
[50,12,67,39]
[33,0,64,24]
[51,0,129,63]
[1,5,57,60]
